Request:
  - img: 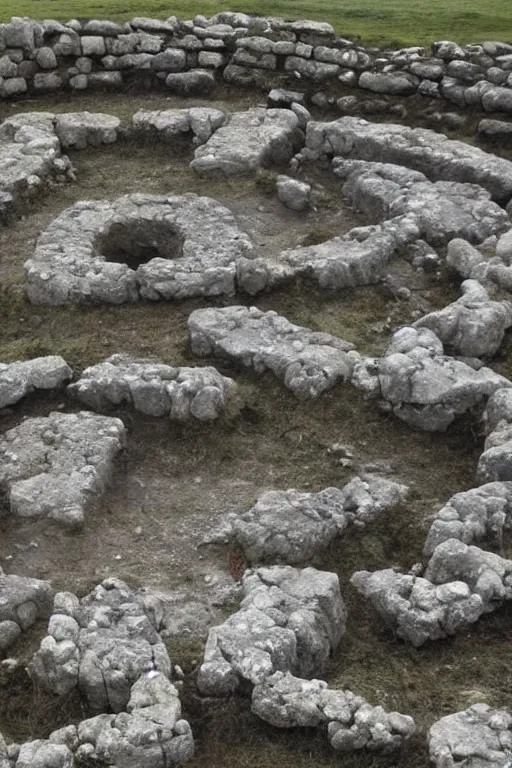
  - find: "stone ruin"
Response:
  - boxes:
[3,11,512,768]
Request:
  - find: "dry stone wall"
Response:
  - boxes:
[3,15,512,116]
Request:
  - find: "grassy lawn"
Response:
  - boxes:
[1,0,512,47]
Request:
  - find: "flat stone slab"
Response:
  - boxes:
[131,106,227,145]
[252,671,415,753]
[29,578,172,713]
[0,410,126,528]
[0,355,72,409]
[334,159,510,245]
[423,482,512,555]
[305,116,512,202]
[197,565,346,694]
[236,218,412,295]
[24,193,253,305]
[188,305,357,399]
[352,327,512,431]
[54,111,120,150]
[67,354,235,422]
[0,568,53,652]
[190,108,301,175]
[429,704,512,768]
[0,112,72,219]
[223,474,408,564]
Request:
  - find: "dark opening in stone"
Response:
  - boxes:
[99,219,185,271]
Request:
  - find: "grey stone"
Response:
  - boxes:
[335,159,509,245]
[68,354,235,422]
[2,77,27,95]
[429,704,512,768]
[197,566,345,694]
[25,193,252,305]
[33,72,63,92]
[359,71,419,95]
[226,475,407,563]
[413,280,512,357]
[81,35,106,57]
[424,482,512,555]
[88,71,123,87]
[15,740,74,768]
[252,671,415,753]
[54,112,120,150]
[35,46,57,69]
[276,175,311,211]
[192,108,301,176]
[285,56,339,80]
[482,86,512,114]
[29,578,171,712]
[151,49,186,71]
[351,326,511,431]
[0,569,53,650]
[131,106,226,144]
[165,69,215,94]
[0,356,71,408]
[188,305,357,400]
[232,49,277,70]
[304,116,512,202]
[479,119,512,142]
[0,411,125,527]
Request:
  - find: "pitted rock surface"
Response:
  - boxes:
[424,482,512,555]
[334,159,510,245]
[0,356,72,409]
[0,411,125,527]
[197,565,345,694]
[447,233,512,294]
[0,568,53,652]
[29,578,172,713]
[413,280,512,358]
[24,193,253,305]
[304,116,512,202]
[53,112,120,149]
[429,704,512,768]
[252,671,415,753]
[0,112,73,218]
[226,474,408,564]
[188,305,357,399]
[236,218,417,295]
[351,562,485,648]
[351,327,511,431]
[131,106,227,145]
[190,108,302,175]
[47,672,194,766]
[67,354,235,422]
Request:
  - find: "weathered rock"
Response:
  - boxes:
[478,118,512,142]
[131,106,226,144]
[334,159,509,245]
[413,280,512,357]
[25,193,253,305]
[29,578,171,712]
[165,69,216,95]
[49,672,195,766]
[68,354,235,422]
[276,175,311,211]
[352,327,511,431]
[15,740,74,768]
[252,671,415,753]
[54,112,120,150]
[305,116,512,202]
[0,411,125,527]
[237,218,417,295]
[0,356,72,409]
[0,569,53,651]
[197,566,345,694]
[191,108,302,176]
[424,482,512,555]
[359,71,419,95]
[429,704,512,768]
[227,475,408,564]
[188,305,357,399]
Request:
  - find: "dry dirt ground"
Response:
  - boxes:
[0,89,510,768]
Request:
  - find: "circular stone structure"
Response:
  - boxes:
[24,192,253,305]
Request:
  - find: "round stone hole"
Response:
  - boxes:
[98,219,185,271]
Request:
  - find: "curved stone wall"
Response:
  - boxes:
[2,14,512,116]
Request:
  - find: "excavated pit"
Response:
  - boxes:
[98,219,186,270]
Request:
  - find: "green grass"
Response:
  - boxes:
[1,0,512,47]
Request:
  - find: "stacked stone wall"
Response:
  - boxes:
[2,14,512,114]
